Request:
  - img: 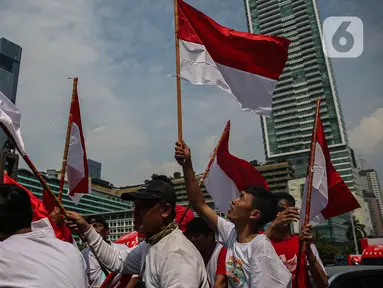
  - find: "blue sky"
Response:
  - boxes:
[0,0,381,185]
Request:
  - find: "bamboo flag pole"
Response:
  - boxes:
[173,0,183,142]
[178,121,231,226]
[301,98,322,251]
[58,77,78,203]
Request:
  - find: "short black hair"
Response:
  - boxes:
[185,217,214,238]
[86,215,109,230]
[274,192,296,208]
[243,185,278,229]
[152,175,176,221]
[0,184,33,236]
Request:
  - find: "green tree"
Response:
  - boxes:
[316,241,341,265]
[344,216,367,241]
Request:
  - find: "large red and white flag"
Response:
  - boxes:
[66,79,90,204]
[299,108,360,227]
[177,0,290,115]
[204,121,269,214]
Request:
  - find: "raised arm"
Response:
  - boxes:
[301,224,328,288]
[175,141,218,232]
[65,211,142,275]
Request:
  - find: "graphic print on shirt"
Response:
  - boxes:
[279,254,297,279]
[226,256,246,287]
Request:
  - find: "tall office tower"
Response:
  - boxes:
[0,37,22,147]
[360,169,383,221]
[88,159,102,179]
[244,0,359,242]
[0,38,22,104]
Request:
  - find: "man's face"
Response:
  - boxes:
[185,231,212,253]
[91,222,109,239]
[227,191,259,223]
[279,199,290,210]
[134,199,167,235]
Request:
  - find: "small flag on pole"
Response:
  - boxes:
[299,108,360,227]
[66,81,90,204]
[177,0,290,115]
[204,121,269,214]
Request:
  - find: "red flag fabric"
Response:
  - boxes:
[4,174,73,243]
[299,108,360,227]
[177,0,290,115]
[66,78,90,204]
[294,243,311,288]
[204,121,269,214]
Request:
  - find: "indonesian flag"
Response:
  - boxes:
[0,91,25,154]
[177,0,290,115]
[299,107,360,227]
[3,174,73,243]
[204,121,269,214]
[66,78,90,204]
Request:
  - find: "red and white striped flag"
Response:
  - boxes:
[299,108,360,227]
[66,80,90,204]
[204,121,269,214]
[177,0,290,115]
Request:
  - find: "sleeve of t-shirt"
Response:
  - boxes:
[310,244,327,275]
[216,217,236,247]
[159,249,206,288]
[216,247,227,275]
[85,227,142,274]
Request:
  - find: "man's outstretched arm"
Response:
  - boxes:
[175,141,218,232]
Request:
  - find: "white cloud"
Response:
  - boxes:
[136,160,182,181]
[349,108,383,154]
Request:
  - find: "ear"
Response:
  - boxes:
[250,209,261,221]
[161,203,172,219]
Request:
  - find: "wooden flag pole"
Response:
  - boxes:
[177,121,231,226]
[302,98,322,251]
[58,77,78,204]
[173,0,183,142]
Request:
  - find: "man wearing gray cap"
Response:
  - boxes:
[66,175,208,288]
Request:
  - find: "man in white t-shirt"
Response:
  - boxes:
[66,175,209,288]
[175,142,292,288]
[82,215,127,287]
[0,184,88,288]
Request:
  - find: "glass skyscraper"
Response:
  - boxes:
[0,37,22,147]
[244,0,360,242]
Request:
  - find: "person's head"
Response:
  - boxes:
[86,215,109,240]
[227,185,278,232]
[274,192,296,211]
[121,175,176,236]
[185,217,215,254]
[0,184,33,240]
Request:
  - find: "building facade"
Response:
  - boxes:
[244,0,359,242]
[360,169,383,221]
[251,160,295,193]
[363,190,383,237]
[88,159,102,180]
[17,168,132,215]
[0,38,22,147]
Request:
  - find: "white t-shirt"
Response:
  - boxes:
[216,217,292,288]
[82,242,127,287]
[206,243,225,287]
[0,229,88,288]
[85,226,209,288]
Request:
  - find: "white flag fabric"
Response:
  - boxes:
[0,91,25,154]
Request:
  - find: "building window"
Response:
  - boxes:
[280,4,293,18]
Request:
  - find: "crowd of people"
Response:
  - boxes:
[0,141,328,287]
